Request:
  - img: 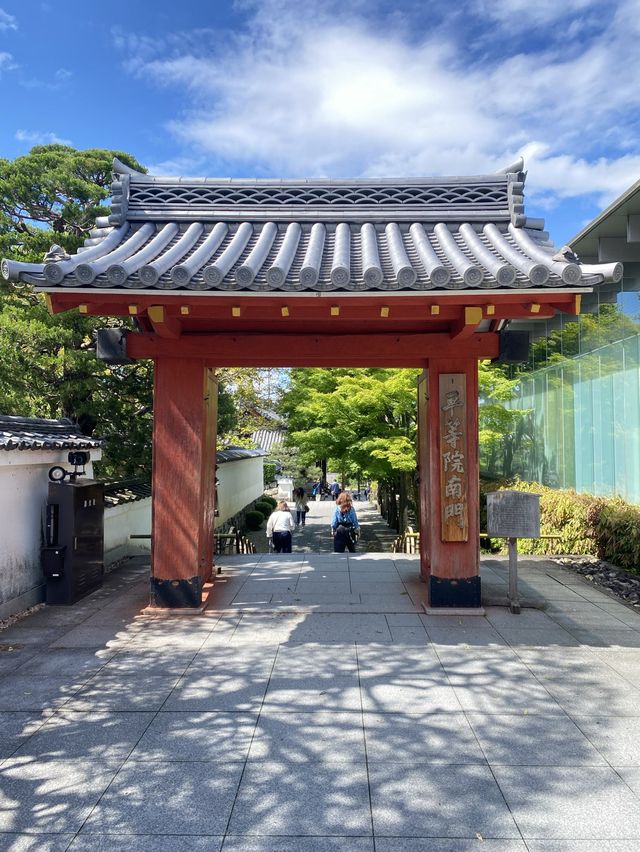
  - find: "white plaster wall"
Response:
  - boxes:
[0,450,99,619]
[216,456,265,527]
[104,498,152,564]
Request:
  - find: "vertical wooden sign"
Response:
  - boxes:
[439,373,468,541]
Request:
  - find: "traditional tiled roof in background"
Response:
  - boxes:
[216,446,266,463]
[250,428,287,453]
[0,415,104,452]
[1,158,623,293]
[103,479,152,506]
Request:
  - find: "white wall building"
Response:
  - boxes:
[0,420,265,619]
[215,447,266,527]
[0,415,103,619]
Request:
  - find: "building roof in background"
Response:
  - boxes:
[103,479,152,506]
[217,446,266,464]
[569,176,640,272]
[250,428,287,453]
[2,158,622,294]
[0,415,104,452]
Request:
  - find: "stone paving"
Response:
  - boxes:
[1,499,640,849]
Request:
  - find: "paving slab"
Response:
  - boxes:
[369,763,520,838]
[493,765,640,838]
[0,756,121,833]
[228,762,371,837]
[0,834,75,851]
[162,671,270,712]
[222,839,374,851]
[263,674,362,712]
[68,838,223,851]
[248,708,366,763]
[466,712,607,766]
[363,711,485,764]
[571,714,640,765]
[375,842,527,852]
[128,711,257,763]
[0,711,48,758]
[12,710,155,760]
[82,760,244,835]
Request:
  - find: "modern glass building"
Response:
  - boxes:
[490,177,640,503]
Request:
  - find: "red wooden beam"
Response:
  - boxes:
[46,290,584,321]
[147,305,182,338]
[450,306,483,340]
[127,331,499,366]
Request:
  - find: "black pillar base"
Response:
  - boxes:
[429,575,481,608]
[150,576,203,608]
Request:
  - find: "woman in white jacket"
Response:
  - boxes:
[266,500,296,553]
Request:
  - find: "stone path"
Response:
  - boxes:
[0,548,640,849]
[245,498,398,554]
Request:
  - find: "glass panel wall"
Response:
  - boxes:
[495,334,640,503]
[483,269,640,503]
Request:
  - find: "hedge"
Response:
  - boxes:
[480,479,640,575]
[254,500,274,519]
[244,510,264,531]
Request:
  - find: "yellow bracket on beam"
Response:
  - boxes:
[464,306,483,325]
[148,305,165,323]
[330,306,340,316]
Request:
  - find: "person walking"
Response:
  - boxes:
[331,492,360,553]
[293,488,309,527]
[266,500,295,553]
[330,480,341,500]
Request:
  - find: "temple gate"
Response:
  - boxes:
[2,157,622,609]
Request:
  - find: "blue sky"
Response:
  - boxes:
[1,0,639,244]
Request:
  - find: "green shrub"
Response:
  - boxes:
[260,494,277,508]
[596,500,640,572]
[263,463,277,485]
[254,500,274,519]
[245,510,264,531]
[480,478,640,574]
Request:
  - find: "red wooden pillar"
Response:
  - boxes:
[150,358,217,607]
[419,357,481,608]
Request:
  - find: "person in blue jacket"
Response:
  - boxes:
[331,492,360,553]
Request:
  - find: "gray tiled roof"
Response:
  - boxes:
[217,446,266,463]
[1,158,622,292]
[0,415,104,451]
[103,479,152,506]
[250,428,287,453]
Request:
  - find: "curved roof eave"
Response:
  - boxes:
[1,159,623,293]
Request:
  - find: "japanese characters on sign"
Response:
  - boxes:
[439,374,468,541]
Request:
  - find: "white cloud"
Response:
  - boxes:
[116,0,640,205]
[471,0,607,30]
[0,50,16,73]
[143,155,207,176]
[0,8,17,32]
[15,129,73,146]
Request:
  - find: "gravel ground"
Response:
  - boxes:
[552,555,640,609]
